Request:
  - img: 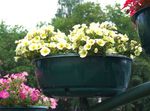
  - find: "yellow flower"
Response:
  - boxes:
[137,46,142,53]
[33,36,40,42]
[106,48,116,54]
[81,24,87,29]
[57,43,65,50]
[25,32,33,40]
[96,39,106,46]
[65,43,72,49]
[81,36,89,41]
[14,56,20,62]
[21,39,29,46]
[79,49,88,58]
[84,44,91,50]
[29,43,38,51]
[95,30,103,36]
[42,25,54,32]
[73,24,80,29]
[37,43,42,49]
[87,39,95,45]
[40,47,50,56]
[103,36,115,43]
[121,34,129,42]
[117,44,127,52]
[49,42,57,48]
[41,33,47,39]
[89,22,99,30]
[94,48,98,53]
[134,50,141,56]
[134,46,142,56]
[130,54,135,59]
[72,43,77,50]
[46,25,54,32]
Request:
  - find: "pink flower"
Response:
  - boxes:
[30,89,40,102]
[0,90,10,99]
[50,98,57,109]
[42,96,49,102]
[19,83,31,100]
[19,90,27,100]
[10,72,28,82]
[0,78,8,84]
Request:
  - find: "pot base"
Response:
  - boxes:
[35,54,132,97]
[43,87,125,97]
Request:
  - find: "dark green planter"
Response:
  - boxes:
[0,106,48,111]
[132,7,150,54]
[34,54,132,97]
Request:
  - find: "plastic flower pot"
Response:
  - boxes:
[34,54,132,97]
[132,6,150,54]
[0,106,48,111]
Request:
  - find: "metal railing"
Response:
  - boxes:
[77,82,150,111]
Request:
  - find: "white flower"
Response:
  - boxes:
[40,47,50,56]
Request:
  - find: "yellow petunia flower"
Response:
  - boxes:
[96,39,106,46]
[40,47,50,56]
[79,49,88,58]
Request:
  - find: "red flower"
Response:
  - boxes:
[122,0,150,16]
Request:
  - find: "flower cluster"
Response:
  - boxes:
[15,25,71,60]
[122,0,150,16]
[15,21,142,59]
[0,72,57,109]
[68,21,142,58]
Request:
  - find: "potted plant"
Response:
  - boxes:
[0,72,57,111]
[15,21,142,97]
[122,0,150,54]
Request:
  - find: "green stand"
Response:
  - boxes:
[77,82,150,111]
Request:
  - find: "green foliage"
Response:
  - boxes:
[0,21,26,72]
[52,2,106,34]
[104,4,139,41]
[0,21,36,86]
[56,0,83,17]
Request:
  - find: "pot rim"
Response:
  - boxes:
[131,6,150,23]
[0,106,48,109]
[33,53,132,62]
